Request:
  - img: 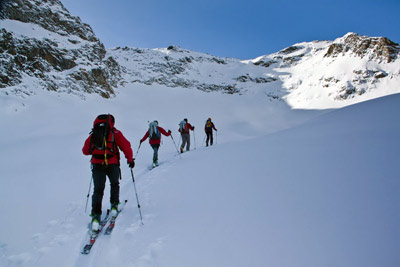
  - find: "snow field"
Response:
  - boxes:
[0,84,398,266]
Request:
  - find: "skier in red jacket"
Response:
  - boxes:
[82,114,135,231]
[140,120,171,167]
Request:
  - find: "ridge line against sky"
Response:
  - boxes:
[61,0,399,59]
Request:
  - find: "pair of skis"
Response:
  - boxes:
[81,200,127,255]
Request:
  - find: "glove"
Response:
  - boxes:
[128,159,135,168]
[168,130,172,134]
[192,126,195,130]
[140,140,143,144]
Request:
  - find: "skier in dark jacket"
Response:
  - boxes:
[204,118,217,146]
[178,118,195,153]
[82,114,135,231]
[140,120,171,167]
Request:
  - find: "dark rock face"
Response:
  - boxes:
[1,0,98,42]
[324,33,400,63]
[0,0,122,97]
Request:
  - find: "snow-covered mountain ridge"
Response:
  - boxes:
[1,0,400,108]
[108,32,400,108]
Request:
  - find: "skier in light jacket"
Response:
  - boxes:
[178,118,195,153]
[140,120,171,167]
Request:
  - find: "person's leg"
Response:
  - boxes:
[181,134,187,152]
[91,164,107,216]
[152,144,160,163]
[206,132,211,146]
[186,134,191,151]
[107,164,120,208]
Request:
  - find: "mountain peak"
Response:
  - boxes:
[1,0,98,42]
[324,32,400,63]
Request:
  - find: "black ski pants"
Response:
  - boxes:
[91,164,120,216]
[151,144,160,163]
[205,131,213,146]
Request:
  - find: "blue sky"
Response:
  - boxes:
[61,0,400,59]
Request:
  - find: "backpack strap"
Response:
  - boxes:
[90,128,119,164]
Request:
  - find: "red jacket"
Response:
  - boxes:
[141,126,171,145]
[82,116,133,165]
[178,122,194,135]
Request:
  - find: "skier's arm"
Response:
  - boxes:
[82,136,91,155]
[159,127,171,136]
[140,131,149,143]
[115,130,133,162]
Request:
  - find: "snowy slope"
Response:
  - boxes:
[285,51,400,108]
[0,84,398,266]
[248,35,400,109]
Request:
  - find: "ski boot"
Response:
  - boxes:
[91,214,101,232]
[152,160,158,168]
[110,203,119,218]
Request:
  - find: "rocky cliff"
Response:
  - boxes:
[0,0,122,98]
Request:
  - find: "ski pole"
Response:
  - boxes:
[202,135,206,147]
[177,134,181,148]
[85,165,93,213]
[130,167,144,225]
[192,129,196,150]
[134,142,142,159]
[170,135,182,159]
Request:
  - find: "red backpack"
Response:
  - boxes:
[89,114,119,164]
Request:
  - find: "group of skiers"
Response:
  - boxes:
[82,114,217,231]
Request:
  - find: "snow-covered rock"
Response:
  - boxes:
[107,46,278,95]
[0,0,122,98]
[106,33,400,109]
[249,34,400,109]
